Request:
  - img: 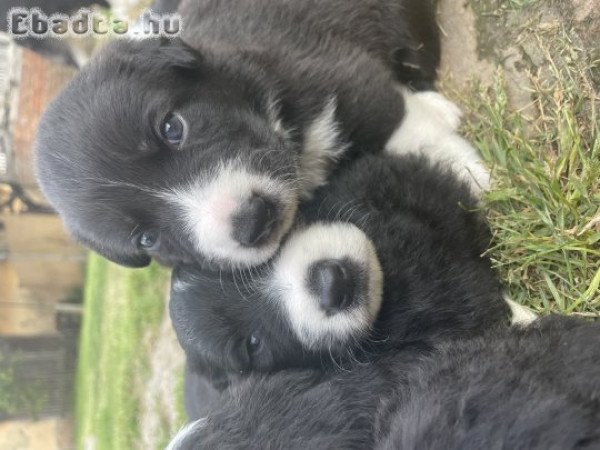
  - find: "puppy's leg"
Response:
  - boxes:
[385,89,490,196]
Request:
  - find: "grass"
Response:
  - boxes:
[76,253,175,450]
[453,27,600,317]
[505,0,539,11]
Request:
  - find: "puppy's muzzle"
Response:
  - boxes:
[308,259,359,315]
[231,194,278,247]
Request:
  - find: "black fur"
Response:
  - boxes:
[174,350,409,450]
[150,0,181,14]
[377,316,600,450]
[183,363,220,421]
[169,153,509,385]
[172,316,600,449]
[35,0,440,269]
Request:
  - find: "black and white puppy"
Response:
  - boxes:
[169,151,508,387]
[168,315,600,450]
[35,0,487,269]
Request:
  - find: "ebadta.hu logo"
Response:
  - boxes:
[7,8,181,38]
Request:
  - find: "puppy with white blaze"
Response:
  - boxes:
[168,150,509,389]
[35,0,487,270]
[168,316,600,450]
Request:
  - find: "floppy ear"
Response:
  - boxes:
[184,363,223,420]
[71,228,151,268]
[157,37,202,73]
[187,356,232,392]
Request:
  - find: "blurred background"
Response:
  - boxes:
[0,2,184,449]
[0,0,598,449]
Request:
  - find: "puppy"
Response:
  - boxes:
[169,151,508,386]
[35,0,486,270]
[168,315,600,449]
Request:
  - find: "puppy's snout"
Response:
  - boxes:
[309,260,357,314]
[231,194,277,247]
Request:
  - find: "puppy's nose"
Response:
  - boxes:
[231,194,277,247]
[309,260,356,314]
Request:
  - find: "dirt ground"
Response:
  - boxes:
[136,0,599,446]
[439,0,599,110]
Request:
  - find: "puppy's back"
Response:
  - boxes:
[178,0,439,87]
[378,316,600,450]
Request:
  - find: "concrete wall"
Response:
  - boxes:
[0,418,74,450]
[0,213,85,335]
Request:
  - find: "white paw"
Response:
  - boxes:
[414,91,464,131]
[385,89,464,157]
[385,88,489,198]
[439,134,491,197]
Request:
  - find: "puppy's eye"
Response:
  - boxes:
[160,113,186,148]
[246,333,263,355]
[138,230,159,249]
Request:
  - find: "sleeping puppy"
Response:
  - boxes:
[168,316,600,449]
[35,0,487,270]
[169,151,508,387]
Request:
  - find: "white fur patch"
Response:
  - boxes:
[385,89,490,196]
[266,95,289,137]
[166,418,208,450]
[268,222,383,350]
[161,159,298,268]
[171,277,192,294]
[298,99,348,199]
[505,294,538,325]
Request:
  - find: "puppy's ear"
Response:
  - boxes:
[71,228,152,268]
[184,363,223,420]
[96,249,152,268]
[157,37,202,73]
[187,357,232,392]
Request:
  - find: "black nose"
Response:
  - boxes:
[309,260,357,314]
[231,194,277,247]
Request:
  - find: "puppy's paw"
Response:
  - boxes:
[430,134,491,198]
[413,91,464,131]
[385,88,489,197]
[385,88,464,157]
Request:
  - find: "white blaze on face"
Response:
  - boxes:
[385,88,491,197]
[268,222,383,350]
[297,98,348,199]
[161,159,298,268]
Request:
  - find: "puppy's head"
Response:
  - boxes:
[36,38,300,269]
[169,264,308,381]
[169,222,383,382]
